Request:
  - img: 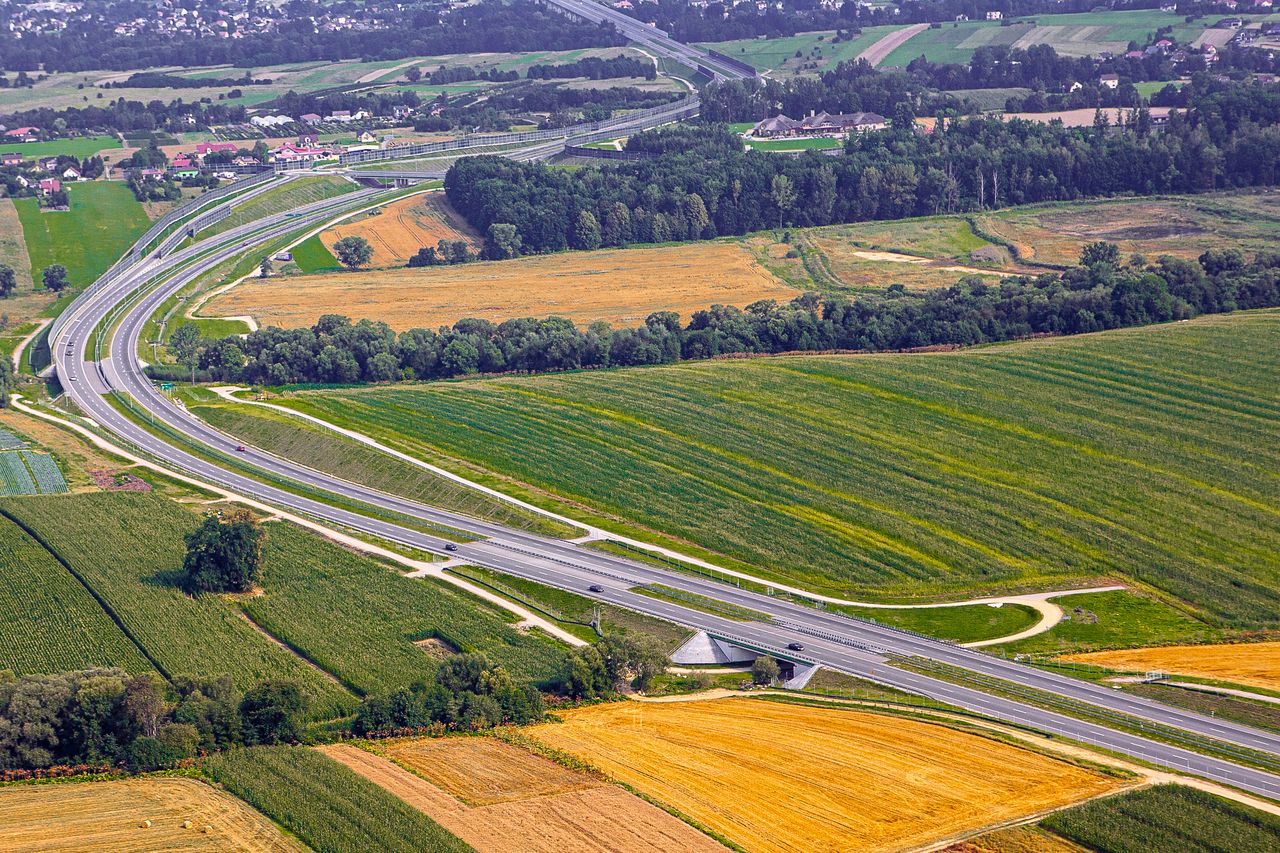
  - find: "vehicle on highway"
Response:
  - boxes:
[588,584,604,592]
[235,445,246,452]
[787,642,805,651]
[444,543,458,552]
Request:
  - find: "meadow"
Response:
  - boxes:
[0,776,305,853]
[1040,784,1280,853]
[526,697,1120,853]
[324,740,722,852]
[697,27,902,76]
[13,181,151,290]
[202,175,357,238]
[1063,642,1280,693]
[0,135,121,159]
[289,234,341,273]
[204,746,472,853]
[1004,590,1226,655]
[319,192,480,268]
[208,242,800,330]
[292,311,1280,626]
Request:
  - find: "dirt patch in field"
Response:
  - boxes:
[525,697,1121,853]
[320,742,722,852]
[207,243,799,330]
[0,776,305,852]
[320,193,481,268]
[413,635,458,659]
[1063,642,1280,693]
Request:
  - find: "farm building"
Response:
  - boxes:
[751,111,887,138]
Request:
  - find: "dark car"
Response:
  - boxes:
[588,584,604,593]
[444,543,458,552]
[235,445,246,452]
[787,642,805,651]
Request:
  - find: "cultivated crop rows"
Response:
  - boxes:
[20,452,67,493]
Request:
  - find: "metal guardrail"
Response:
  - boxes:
[339,96,699,166]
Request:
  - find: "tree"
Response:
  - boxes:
[770,174,796,226]
[405,66,422,83]
[259,257,273,277]
[1080,241,1120,268]
[484,223,522,260]
[573,210,602,250]
[333,236,373,269]
[238,680,307,745]
[41,265,69,293]
[181,510,265,594]
[0,357,14,408]
[0,264,15,299]
[169,322,202,381]
[752,655,779,686]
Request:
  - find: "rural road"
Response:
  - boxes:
[45,176,1280,802]
[857,23,930,67]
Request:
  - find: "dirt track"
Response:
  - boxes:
[857,23,930,67]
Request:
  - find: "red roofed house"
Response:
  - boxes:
[1,152,22,167]
[5,126,38,141]
[195,142,238,157]
[38,178,61,195]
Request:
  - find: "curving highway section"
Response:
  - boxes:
[45,181,1280,802]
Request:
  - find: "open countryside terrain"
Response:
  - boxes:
[207,242,799,330]
[324,739,724,852]
[289,311,1280,624]
[525,697,1123,853]
[0,776,306,852]
[1063,642,1280,693]
[319,192,480,268]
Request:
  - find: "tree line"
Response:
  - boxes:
[526,55,656,81]
[413,83,679,134]
[175,246,1280,387]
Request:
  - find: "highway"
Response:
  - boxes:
[46,177,1280,802]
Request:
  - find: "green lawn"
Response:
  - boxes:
[0,135,121,159]
[291,234,341,273]
[292,311,1280,627]
[13,181,150,290]
[1004,591,1224,655]
[837,602,1040,644]
[744,136,844,152]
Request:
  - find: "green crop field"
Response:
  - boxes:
[698,27,901,77]
[0,135,121,159]
[293,311,1280,627]
[13,181,150,290]
[0,493,353,714]
[239,522,565,694]
[291,234,341,273]
[1041,784,1280,852]
[0,512,152,675]
[202,176,357,238]
[205,746,474,853]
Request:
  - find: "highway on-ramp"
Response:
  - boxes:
[45,178,1280,803]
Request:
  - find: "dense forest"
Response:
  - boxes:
[184,247,1280,386]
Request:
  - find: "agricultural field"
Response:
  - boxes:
[204,746,472,853]
[0,492,354,714]
[0,776,306,852]
[289,311,1280,626]
[1062,642,1280,693]
[12,181,151,293]
[237,521,566,692]
[323,740,726,852]
[207,242,800,330]
[0,198,34,291]
[1040,784,1280,852]
[697,27,903,76]
[525,697,1122,853]
[202,175,358,238]
[289,234,340,274]
[0,408,140,493]
[318,192,480,268]
[0,135,121,160]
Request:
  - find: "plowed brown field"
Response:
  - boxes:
[207,242,798,330]
[320,741,723,853]
[1063,642,1280,693]
[0,776,305,852]
[525,697,1121,853]
[320,192,480,267]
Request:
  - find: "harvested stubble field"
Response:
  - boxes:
[1062,642,1280,693]
[524,697,1121,853]
[322,740,722,852]
[0,776,305,852]
[208,243,799,330]
[319,192,480,267]
[293,311,1280,624]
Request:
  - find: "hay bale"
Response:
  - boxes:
[202,825,213,833]
[182,820,193,829]
[140,819,152,828]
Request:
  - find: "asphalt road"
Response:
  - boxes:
[47,179,1280,802]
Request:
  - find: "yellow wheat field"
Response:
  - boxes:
[945,825,1089,853]
[320,193,480,267]
[525,698,1121,853]
[207,243,799,330]
[320,742,721,853]
[1063,642,1280,693]
[0,776,304,852]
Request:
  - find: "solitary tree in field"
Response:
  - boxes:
[0,264,15,298]
[1081,241,1120,268]
[333,235,374,269]
[42,264,69,293]
[752,655,780,686]
[259,256,273,277]
[181,510,265,594]
[405,66,422,83]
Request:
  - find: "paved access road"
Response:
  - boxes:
[49,181,1280,802]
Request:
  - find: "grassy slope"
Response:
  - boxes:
[291,234,341,273]
[13,181,150,289]
[838,602,1040,644]
[1005,591,1224,655]
[204,746,475,853]
[241,522,565,693]
[0,493,353,714]
[0,512,152,674]
[203,176,356,238]
[293,312,1280,626]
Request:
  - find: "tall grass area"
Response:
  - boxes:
[290,234,340,273]
[294,312,1280,626]
[202,175,356,238]
[1041,785,1280,852]
[205,746,474,853]
[12,181,150,288]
